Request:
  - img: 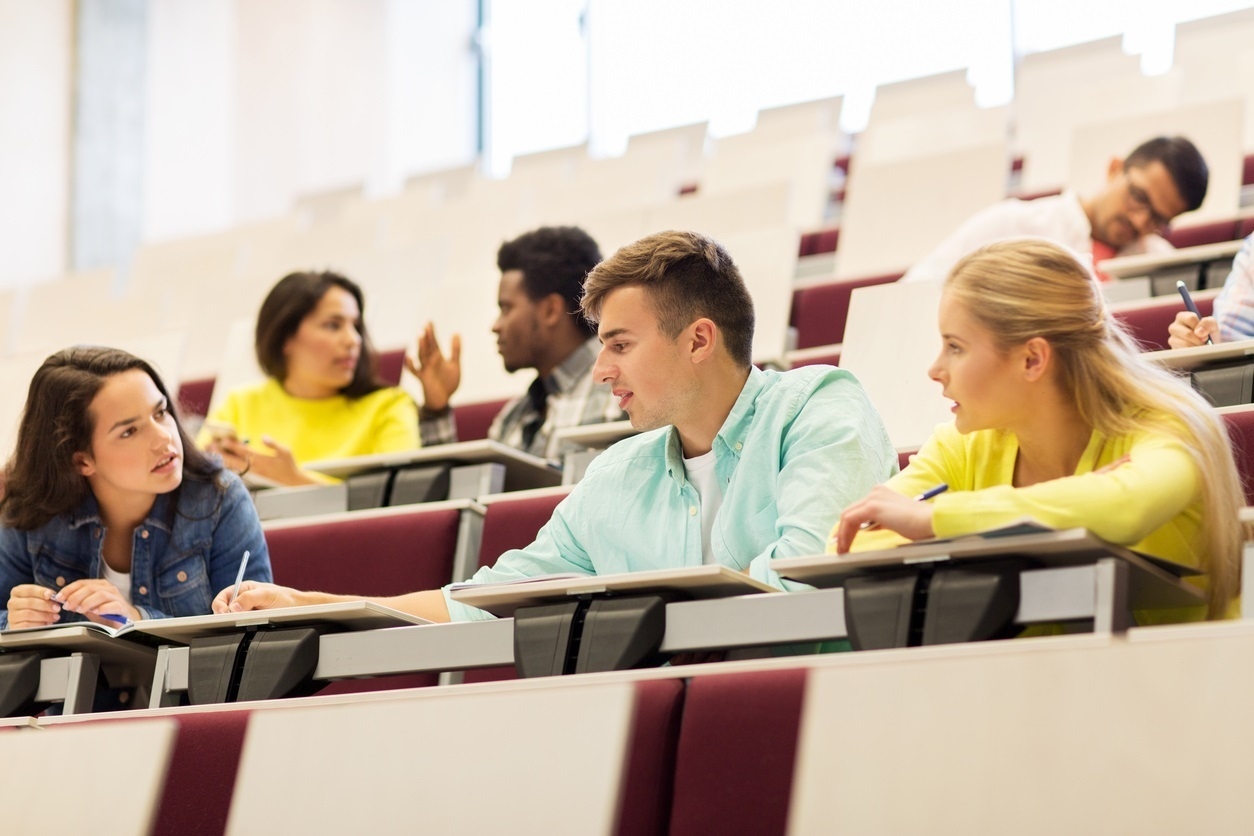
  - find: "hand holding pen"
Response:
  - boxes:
[832,483,949,555]
[1171,280,1216,347]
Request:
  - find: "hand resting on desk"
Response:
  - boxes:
[213,581,454,622]
[831,485,936,555]
[7,579,140,629]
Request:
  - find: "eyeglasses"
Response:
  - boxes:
[1123,169,1173,233]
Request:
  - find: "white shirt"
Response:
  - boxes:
[900,191,1173,283]
[101,562,133,605]
[683,449,724,565]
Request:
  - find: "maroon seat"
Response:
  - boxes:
[377,348,406,386]
[617,679,686,836]
[1222,408,1254,505]
[1241,217,1254,240]
[788,348,841,368]
[1112,294,1214,352]
[669,668,809,836]
[798,227,839,257]
[177,377,216,419]
[1244,153,1254,187]
[152,710,252,836]
[454,398,510,442]
[461,488,572,684]
[1166,219,1240,249]
[265,505,464,693]
[789,273,902,350]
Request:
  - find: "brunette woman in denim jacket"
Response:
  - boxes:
[0,347,272,630]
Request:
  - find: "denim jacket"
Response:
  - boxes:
[0,471,272,628]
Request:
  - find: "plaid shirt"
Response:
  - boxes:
[1215,234,1254,341]
[419,338,624,462]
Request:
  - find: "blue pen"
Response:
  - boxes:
[858,483,949,532]
[1176,280,1213,345]
[97,612,130,626]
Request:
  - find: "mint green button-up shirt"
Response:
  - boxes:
[443,365,896,621]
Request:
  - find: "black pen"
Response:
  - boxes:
[1176,281,1213,345]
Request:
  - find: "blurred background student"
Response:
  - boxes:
[200,270,419,486]
[0,347,271,630]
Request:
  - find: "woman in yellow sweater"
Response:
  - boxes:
[830,239,1241,620]
[201,271,418,486]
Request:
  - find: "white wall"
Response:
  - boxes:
[0,0,72,288]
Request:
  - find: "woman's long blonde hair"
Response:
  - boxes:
[945,239,1241,617]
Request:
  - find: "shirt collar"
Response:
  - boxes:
[539,337,601,397]
[664,366,764,484]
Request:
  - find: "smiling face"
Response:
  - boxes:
[1089,160,1189,249]
[76,369,184,504]
[928,294,1030,434]
[592,286,697,432]
[282,285,363,398]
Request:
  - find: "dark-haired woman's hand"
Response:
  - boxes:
[7,585,62,629]
[406,322,462,412]
[54,578,141,624]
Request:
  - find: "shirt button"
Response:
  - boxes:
[56,576,66,587]
[689,506,697,516]
[177,571,188,582]
[93,529,102,539]
[734,442,743,451]
[140,530,149,539]
[138,586,148,596]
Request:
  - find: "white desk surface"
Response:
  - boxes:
[0,718,177,836]
[304,438,561,488]
[552,419,637,449]
[134,601,429,644]
[1143,337,1254,370]
[449,564,776,618]
[1100,238,1243,279]
[226,681,636,835]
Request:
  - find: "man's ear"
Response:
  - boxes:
[1105,156,1124,182]
[537,293,568,328]
[688,318,717,363]
[73,451,96,477]
[1022,337,1052,382]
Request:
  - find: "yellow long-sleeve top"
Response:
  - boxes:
[199,378,419,465]
[830,420,1212,622]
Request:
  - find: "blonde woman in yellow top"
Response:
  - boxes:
[830,239,1240,620]
[200,271,418,486]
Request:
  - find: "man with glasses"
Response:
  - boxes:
[902,136,1208,283]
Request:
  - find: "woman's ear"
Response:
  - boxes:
[1022,337,1052,382]
[73,451,95,477]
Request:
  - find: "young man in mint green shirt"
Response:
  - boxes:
[215,230,897,622]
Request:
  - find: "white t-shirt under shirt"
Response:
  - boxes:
[683,449,725,565]
[101,562,133,605]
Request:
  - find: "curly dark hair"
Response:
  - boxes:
[497,226,603,337]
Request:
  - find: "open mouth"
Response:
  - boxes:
[152,453,179,472]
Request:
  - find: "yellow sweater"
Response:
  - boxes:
[831,420,1213,622]
[200,378,419,465]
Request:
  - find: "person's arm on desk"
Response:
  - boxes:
[212,582,452,622]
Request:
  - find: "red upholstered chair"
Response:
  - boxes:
[788,348,841,368]
[1112,294,1214,352]
[377,348,406,386]
[616,679,686,836]
[1166,219,1240,249]
[789,273,901,350]
[264,505,465,693]
[151,710,252,836]
[1221,408,1254,505]
[177,377,216,420]
[454,398,511,442]
[1241,217,1254,240]
[669,668,809,836]
[798,227,839,257]
[461,488,572,684]
[1244,153,1254,187]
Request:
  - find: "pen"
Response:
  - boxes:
[97,612,130,626]
[1175,280,1213,345]
[231,549,251,604]
[859,483,949,531]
